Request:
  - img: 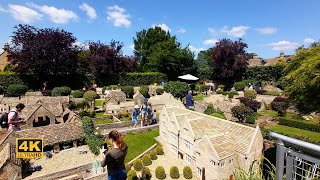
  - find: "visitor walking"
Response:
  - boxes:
[8,103,25,131]
[100,130,128,180]
[140,100,148,127]
[146,102,153,125]
[185,90,195,109]
[132,105,139,128]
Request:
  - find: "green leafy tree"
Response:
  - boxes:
[197,48,214,80]
[164,81,189,100]
[282,44,320,113]
[6,84,28,97]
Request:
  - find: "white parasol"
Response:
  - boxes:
[178,74,199,81]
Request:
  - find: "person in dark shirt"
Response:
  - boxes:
[100,130,128,180]
[185,90,195,109]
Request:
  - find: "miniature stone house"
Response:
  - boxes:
[133,91,144,106]
[105,90,126,105]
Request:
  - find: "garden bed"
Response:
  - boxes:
[93,119,113,125]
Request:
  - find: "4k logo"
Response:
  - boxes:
[16,138,44,159]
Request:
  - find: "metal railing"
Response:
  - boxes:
[269,132,320,180]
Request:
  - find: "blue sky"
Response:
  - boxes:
[0,0,319,58]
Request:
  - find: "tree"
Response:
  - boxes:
[133,27,196,80]
[164,81,189,100]
[211,38,249,86]
[9,24,79,76]
[282,44,320,113]
[197,48,212,67]
[86,41,136,77]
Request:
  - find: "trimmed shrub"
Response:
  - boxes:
[247,115,256,124]
[216,90,223,94]
[234,82,245,91]
[218,85,225,90]
[117,112,123,119]
[133,159,143,171]
[231,105,253,122]
[156,88,164,95]
[211,113,226,119]
[83,90,97,101]
[139,85,150,97]
[125,163,131,172]
[156,146,164,155]
[121,86,134,98]
[141,167,152,180]
[244,90,257,99]
[155,166,166,179]
[150,150,158,160]
[127,169,138,180]
[204,103,224,115]
[170,166,180,179]
[164,81,189,99]
[71,90,83,98]
[183,166,193,179]
[238,97,261,112]
[122,112,129,117]
[271,97,289,116]
[51,86,71,96]
[228,91,239,98]
[6,84,28,97]
[264,91,281,96]
[256,89,267,95]
[119,72,167,86]
[278,117,320,132]
[108,85,119,90]
[142,154,152,166]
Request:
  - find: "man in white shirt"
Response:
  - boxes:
[8,103,25,131]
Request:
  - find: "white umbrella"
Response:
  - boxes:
[178,74,199,81]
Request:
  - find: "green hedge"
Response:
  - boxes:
[278,117,320,133]
[71,90,84,98]
[119,72,166,86]
[51,86,71,96]
[6,84,28,97]
[243,65,285,82]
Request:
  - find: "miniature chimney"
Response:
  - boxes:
[252,53,258,59]
[3,43,9,51]
[280,52,284,57]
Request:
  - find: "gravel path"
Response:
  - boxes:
[25,145,99,179]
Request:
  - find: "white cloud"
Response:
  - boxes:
[107,5,131,28]
[188,45,204,53]
[202,39,219,46]
[177,28,186,33]
[129,44,134,50]
[208,26,250,37]
[255,27,277,34]
[29,3,78,24]
[0,7,7,12]
[304,38,316,44]
[267,41,300,51]
[8,4,42,23]
[152,24,171,32]
[73,41,89,49]
[79,3,96,20]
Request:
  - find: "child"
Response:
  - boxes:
[132,105,140,128]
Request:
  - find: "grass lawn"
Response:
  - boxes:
[257,110,278,118]
[182,94,204,102]
[126,98,134,102]
[95,112,107,118]
[265,124,320,144]
[94,99,105,106]
[124,129,159,163]
[120,117,131,122]
[93,119,113,125]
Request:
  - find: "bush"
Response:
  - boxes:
[256,89,267,95]
[121,86,134,98]
[117,112,123,119]
[125,163,131,172]
[164,81,189,99]
[133,159,143,171]
[139,85,150,97]
[119,72,167,86]
[122,112,129,117]
[271,97,289,116]
[85,134,103,155]
[156,88,164,95]
[142,154,152,166]
[6,84,28,97]
[183,166,193,179]
[79,110,95,118]
[247,115,256,124]
[141,167,152,180]
[238,97,261,112]
[244,90,257,99]
[243,65,285,82]
[234,82,245,91]
[71,90,84,98]
[199,85,210,92]
[150,150,158,160]
[264,91,281,96]
[216,90,223,94]
[211,113,226,119]
[228,91,239,98]
[82,116,94,134]
[231,105,253,122]
[170,166,180,179]
[127,169,138,180]
[278,117,320,132]
[156,146,164,155]
[218,84,225,90]
[155,166,166,179]
[204,103,224,115]
[222,91,229,96]
[83,90,97,101]
[51,86,71,96]
[108,85,119,90]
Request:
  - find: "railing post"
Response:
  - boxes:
[275,139,285,180]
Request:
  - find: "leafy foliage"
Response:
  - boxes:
[278,117,320,132]
[141,167,152,180]
[243,65,285,82]
[51,86,71,96]
[170,166,180,179]
[156,146,164,155]
[211,113,226,119]
[71,90,84,98]
[183,166,193,179]
[231,105,253,122]
[156,88,164,95]
[155,166,166,179]
[228,91,239,98]
[234,82,245,91]
[164,81,189,99]
[150,150,158,160]
[125,163,131,172]
[133,159,143,171]
[238,97,261,112]
[83,90,97,101]
[246,115,256,124]
[142,154,152,166]
[256,89,267,95]
[119,72,167,86]
[204,103,223,115]
[282,44,320,113]
[127,169,138,180]
[270,97,289,116]
[139,85,150,97]
[244,90,257,99]
[121,86,134,98]
[85,134,103,156]
[82,116,94,135]
[6,84,28,97]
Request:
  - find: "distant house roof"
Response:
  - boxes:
[20,103,64,120]
[149,92,185,108]
[16,121,83,146]
[105,90,126,103]
[248,58,264,67]
[24,91,43,97]
[0,143,10,169]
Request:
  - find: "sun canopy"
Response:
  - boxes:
[178,74,199,81]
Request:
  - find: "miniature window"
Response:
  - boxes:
[186,154,192,163]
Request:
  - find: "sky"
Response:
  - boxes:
[0,0,319,58]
